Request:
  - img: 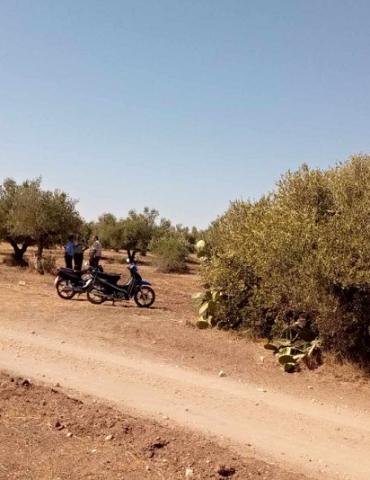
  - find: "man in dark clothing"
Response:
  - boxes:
[65,235,75,269]
[74,237,87,270]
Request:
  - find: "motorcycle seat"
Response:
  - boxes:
[97,272,121,283]
[59,267,87,277]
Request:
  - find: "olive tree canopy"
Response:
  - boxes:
[0,177,81,270]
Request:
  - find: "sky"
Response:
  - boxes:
[1,1,370,229]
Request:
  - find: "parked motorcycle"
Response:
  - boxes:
[86,260,155,308]
[53,265,102,300]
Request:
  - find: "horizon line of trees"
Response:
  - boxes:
[0,176,201,272]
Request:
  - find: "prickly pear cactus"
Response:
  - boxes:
[263,328,321,373]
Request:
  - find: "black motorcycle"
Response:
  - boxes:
[86,261,155,308]
[53,265,103,299]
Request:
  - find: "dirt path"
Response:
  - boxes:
[0,324,369,480]
[0,371,307,480]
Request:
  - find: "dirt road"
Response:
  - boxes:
[0,323,369,480]
[0,252,370,480]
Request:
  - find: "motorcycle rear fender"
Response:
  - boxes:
[140,280,152,286]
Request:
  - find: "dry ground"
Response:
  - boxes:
[1,372,299,480]
[0,244,370,480]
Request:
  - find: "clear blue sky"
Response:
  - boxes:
[1,1,369,229]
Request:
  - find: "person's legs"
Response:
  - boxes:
[65,255,73,269]
[74,253,83,270]
[92,256,100,268]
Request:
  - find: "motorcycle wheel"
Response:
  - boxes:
[56,278,76,300]
[86,286,106,304]
[134,286,155,308]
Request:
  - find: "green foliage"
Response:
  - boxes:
[96,213,123,251]
[79,221,95,243]
[151,236,189,273]
[192,289,232,329]
[263,328,321,373]
[0,179,199,275]
[121,208,159,260]
[41,254,57,274]
[200,155,370,364]
[0,177,81,271]
[174,225,200,253]
[152,219,200,251]
[0,178,40,260]
[95,207,159,261]
[94,209,200,264]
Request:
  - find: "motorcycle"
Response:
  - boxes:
[86,260,155,308]
[53,265,103,300]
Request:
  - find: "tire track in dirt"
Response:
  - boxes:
[0,326,369,480]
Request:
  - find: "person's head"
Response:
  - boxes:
[93,235,99,242]
[68,235,75,242]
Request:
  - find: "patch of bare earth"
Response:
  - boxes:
[0,373,306,480]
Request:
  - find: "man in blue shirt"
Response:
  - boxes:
[65,235,75,269]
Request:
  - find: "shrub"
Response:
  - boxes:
[152,236,189,273]
[42,254,57,274]
[201,155,370,365]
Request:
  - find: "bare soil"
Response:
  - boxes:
[0,372,300,480]
[0,244,370,480]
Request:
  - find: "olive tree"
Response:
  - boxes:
[94,207,160,261]
[0,177,81,272]
[0,178,40,262]
[96,213,123,251]
[119,207,159,261]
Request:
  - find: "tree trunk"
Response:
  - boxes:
[127,250,137,262]
[9,239,29,263]
[35,238,46,274]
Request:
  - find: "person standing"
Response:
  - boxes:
[89,235,102,267]
[74,237,87,270]
[65,235,75,269]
